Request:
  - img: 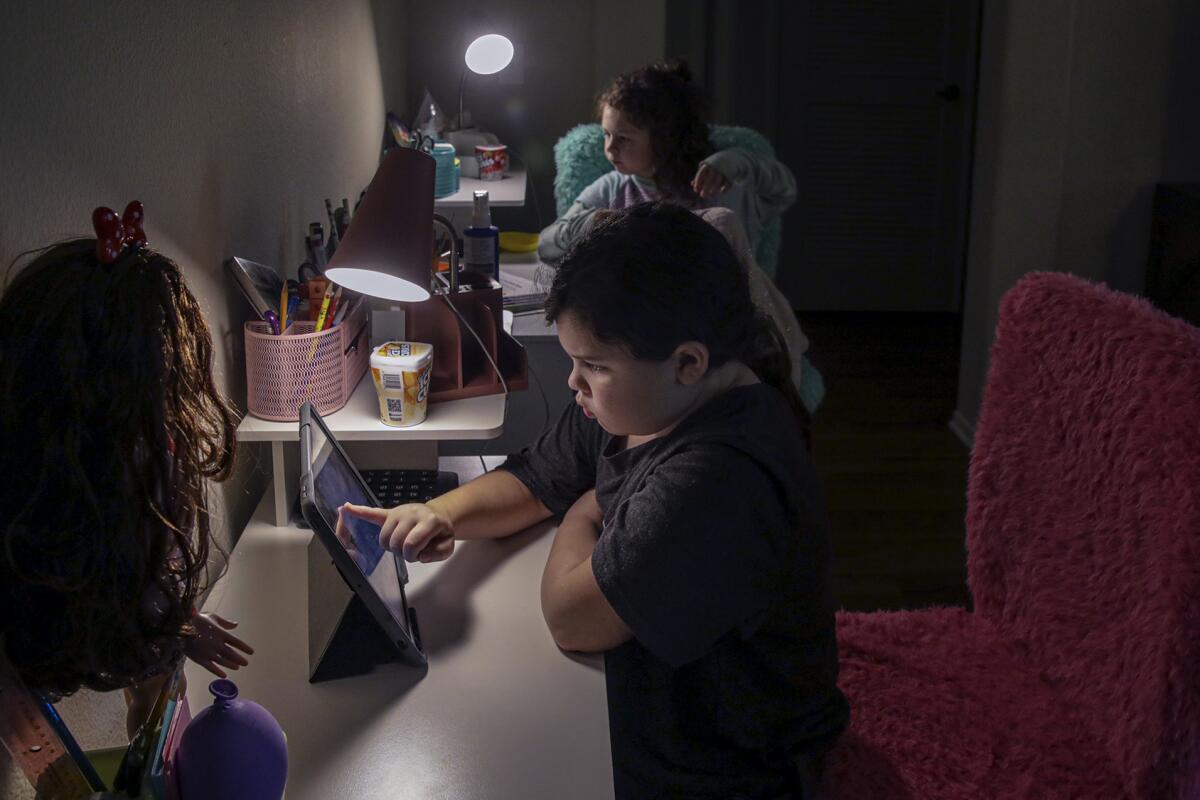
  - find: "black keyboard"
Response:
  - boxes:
[292,468,460,528]
[502,292,548,313]
[361,469,460,506]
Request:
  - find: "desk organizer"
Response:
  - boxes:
[245,301,369,421]
[405,280,528,403]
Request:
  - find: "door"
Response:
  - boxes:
[671,0,980,311]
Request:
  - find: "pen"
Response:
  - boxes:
[313,281,335,332]
[263,310,281,336]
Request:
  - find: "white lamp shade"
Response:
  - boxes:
[464,34,513,75]
[323,267,430,302]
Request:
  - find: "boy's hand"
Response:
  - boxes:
[339,502,456,563]
[691,163,731,199]
[183,613,253,679]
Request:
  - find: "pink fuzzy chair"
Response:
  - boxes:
[825,272,1200,799]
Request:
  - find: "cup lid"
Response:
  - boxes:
[371,341,433,368]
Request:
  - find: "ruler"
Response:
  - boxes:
[0,641,101,798]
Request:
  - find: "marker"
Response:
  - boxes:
[286,294,300,328]
[263,310,281,336]
[313,281,335,332]
[331,293,354,328]
[324,286,344,328]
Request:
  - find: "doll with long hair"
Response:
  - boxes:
[0,203,251,733]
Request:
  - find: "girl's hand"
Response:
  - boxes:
[691,163,731,199]
[340,502,456,563]
[183,613,253,679]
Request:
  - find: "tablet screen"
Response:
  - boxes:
[306,420,412,638]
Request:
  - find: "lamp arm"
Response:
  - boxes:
[457,67,467,131]
[432,214,460,294]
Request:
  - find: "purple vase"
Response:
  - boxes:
[175,679,287,800]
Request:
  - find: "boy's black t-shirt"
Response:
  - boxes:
[500,383,849,799]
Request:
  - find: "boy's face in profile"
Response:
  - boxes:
[601,105,655,180]
[557,311,689,438]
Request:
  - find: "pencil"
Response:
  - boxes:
[279,282,290,332]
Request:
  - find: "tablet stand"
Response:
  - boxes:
[307,537,407,683]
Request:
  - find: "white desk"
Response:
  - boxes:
[434,170,527,209]
[240,375,506,526]
[186,460,614,799]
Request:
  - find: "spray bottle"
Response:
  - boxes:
[462,190,500,281]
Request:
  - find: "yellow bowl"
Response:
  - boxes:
[499,231,539,253]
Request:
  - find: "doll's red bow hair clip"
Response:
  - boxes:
[92,200,148,264]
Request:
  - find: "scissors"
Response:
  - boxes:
[410,130,437,155]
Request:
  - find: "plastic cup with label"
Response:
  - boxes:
[369,341,434,427]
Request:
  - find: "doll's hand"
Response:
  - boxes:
[691,163,731,199]
[340,502,456,563]
[183,613,253,679]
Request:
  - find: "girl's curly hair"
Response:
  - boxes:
[596,58,714,201]
[0,239,238,698]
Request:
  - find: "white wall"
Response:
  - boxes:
[953,0,1200,442]
[0,1,399,795]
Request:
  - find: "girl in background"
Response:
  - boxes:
[344,203,846,798]
[538,59,797,265]
[0,204,253,736]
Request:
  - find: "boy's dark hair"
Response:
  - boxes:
[545,203,810,437]
[0,240,238,698]
[595,58,713,201]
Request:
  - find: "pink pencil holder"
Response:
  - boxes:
[245,302,369,421]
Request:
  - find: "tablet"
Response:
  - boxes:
[299,403,426,667]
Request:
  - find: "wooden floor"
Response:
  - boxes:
[797,312,973,613]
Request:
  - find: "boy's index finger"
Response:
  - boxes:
[340,502,389,522]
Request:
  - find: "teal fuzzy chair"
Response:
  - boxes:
[551,123,825,414]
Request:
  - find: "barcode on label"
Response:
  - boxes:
[386,398,405,420]
[382,373,404,390]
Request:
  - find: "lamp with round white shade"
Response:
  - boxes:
[456,34,514,131]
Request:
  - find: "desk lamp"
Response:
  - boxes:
[324,147,436,301]
[454,34,514,132]
[324,145,526,402]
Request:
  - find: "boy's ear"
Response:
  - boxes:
[673,341,710,385]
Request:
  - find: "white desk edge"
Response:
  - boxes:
[237,374,507,442]
[434,170,527,208]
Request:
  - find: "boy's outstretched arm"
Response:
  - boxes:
[540,490,632,653]
[340,469,553,563]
